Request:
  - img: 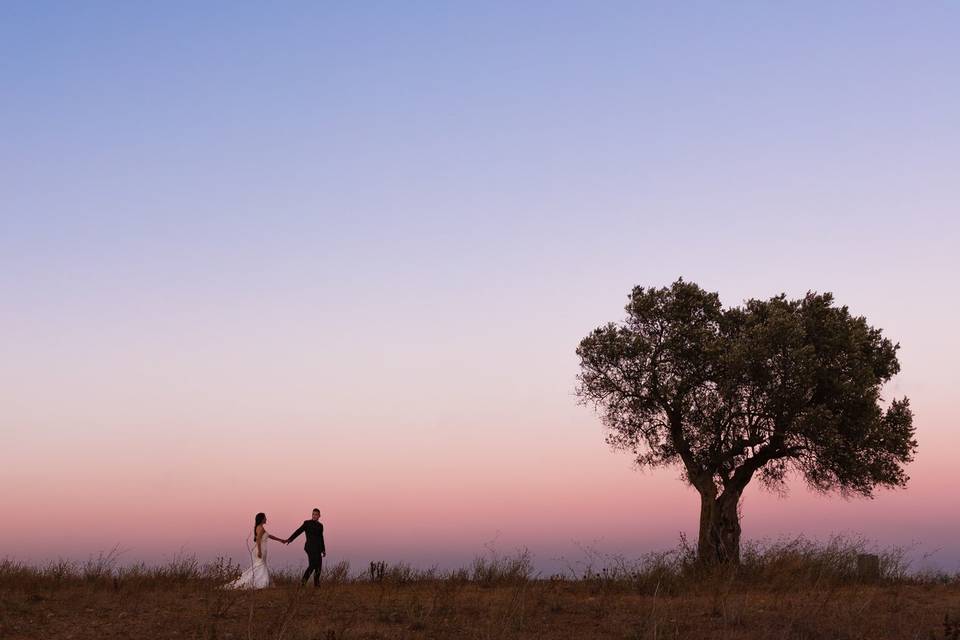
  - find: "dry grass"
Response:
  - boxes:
[2,537,959,639]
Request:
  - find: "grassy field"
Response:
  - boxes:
[2,538,959,639]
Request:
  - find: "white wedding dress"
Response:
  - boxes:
[226,529,272,589]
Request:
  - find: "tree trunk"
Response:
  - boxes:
[697,490,742,565]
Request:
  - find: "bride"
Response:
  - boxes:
[226,512,286,589]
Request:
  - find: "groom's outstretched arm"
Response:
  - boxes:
[287,524,305,543]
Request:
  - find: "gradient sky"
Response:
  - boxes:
[2,2,958,573]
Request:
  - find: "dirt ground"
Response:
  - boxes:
[2,579,960,640]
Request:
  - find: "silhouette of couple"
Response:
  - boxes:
[226,508,326,590]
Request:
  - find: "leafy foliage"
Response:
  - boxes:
[576,279,916,499]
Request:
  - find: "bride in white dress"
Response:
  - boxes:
[226,512,286,589]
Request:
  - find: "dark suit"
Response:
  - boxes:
[288,520,325,586]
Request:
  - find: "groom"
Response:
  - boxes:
[286,508,326,586]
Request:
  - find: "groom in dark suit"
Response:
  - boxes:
[287,508,326,586]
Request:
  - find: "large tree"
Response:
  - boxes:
[576,279,916,564]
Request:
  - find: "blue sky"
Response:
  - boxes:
[2,3,959,570]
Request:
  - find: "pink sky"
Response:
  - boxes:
[2,2,959,574]
[4,314,957,572]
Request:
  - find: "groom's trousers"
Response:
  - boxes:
[302,548,323,586]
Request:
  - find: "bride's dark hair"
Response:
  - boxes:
[254,512,266,539]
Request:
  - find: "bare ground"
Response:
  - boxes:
[3,579,960,639]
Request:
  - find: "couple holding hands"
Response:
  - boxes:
[226,508,326,589]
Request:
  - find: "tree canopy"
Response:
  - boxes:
[576,279,916,562]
